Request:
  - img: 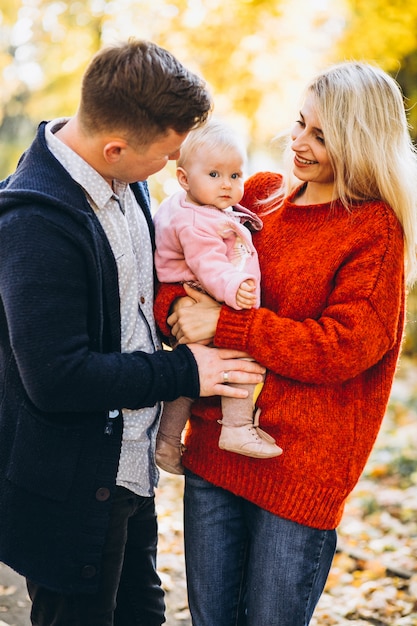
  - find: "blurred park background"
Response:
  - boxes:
[3,0,417,197]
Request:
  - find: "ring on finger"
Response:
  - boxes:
[223,371,229,384]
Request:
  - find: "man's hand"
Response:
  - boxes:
[188,344,265,398]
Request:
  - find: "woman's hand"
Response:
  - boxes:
[168,284,221,345]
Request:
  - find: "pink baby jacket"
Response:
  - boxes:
[154,190,262,309]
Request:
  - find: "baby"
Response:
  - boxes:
[154,119,282,474]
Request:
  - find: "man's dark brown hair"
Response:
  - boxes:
[79,39,212,145]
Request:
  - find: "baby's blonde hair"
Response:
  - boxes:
[177,118,247,169]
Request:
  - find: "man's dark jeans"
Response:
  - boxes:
[27,486,165,625]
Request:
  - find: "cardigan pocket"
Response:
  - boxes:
[6,405,82,502]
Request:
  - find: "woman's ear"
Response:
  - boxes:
[176,166,190,191]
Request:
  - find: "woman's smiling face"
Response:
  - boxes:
[290,92,335,190]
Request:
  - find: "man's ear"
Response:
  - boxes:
[103,140,128,163]
[176,166,190,191]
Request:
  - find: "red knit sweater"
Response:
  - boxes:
[154,172,405,530]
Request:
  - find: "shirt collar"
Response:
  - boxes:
[45,118,129,211]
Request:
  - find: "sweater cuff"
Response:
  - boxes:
[154,283,186,338]
[214,305,256,351]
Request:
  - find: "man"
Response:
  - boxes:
[0,39,265,625]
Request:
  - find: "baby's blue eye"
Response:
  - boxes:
[209,171,218,178]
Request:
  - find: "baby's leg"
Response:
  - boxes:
[219,382,282,458]
[156,397,193,474]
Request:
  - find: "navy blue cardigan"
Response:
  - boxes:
[0,123,199,593]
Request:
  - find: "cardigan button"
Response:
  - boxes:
[81,565,96,579]
[140,296,146,304]
[95,487,110,501]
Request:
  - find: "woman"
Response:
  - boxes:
[154,61,417,625]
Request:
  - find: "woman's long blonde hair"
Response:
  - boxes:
[272,61,417,286]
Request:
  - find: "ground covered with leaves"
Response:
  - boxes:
[1,358,416,625]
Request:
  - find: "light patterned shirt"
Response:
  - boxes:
[45,119,161,497]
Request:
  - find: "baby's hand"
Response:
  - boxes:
[236,279,257,309]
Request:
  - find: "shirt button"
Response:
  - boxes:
[81,565,96,579]
[95,487,111,501]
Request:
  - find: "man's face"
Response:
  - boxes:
[117,129,189,182]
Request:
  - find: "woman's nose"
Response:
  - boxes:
[291,128,303,146]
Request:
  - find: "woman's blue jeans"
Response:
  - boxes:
[184,471,336,626]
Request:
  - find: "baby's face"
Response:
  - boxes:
[182,144,245,210]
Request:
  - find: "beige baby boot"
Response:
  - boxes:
[218,384,282,458]
[156,435,185,475]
